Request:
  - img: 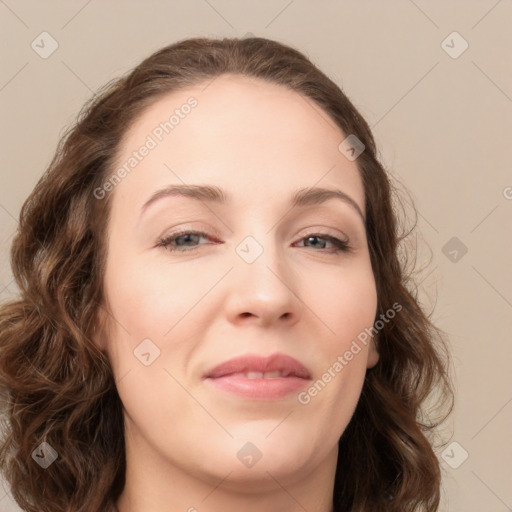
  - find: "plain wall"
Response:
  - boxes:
[1,1,511,511]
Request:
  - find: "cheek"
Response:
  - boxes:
[103,254,211,340]
[307,260,377,341]
[298,262,376,416]
[101,257,202,435]
[101,252,223,398]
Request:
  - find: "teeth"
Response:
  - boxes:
[263,371,282,378]
[232,371,287,379]
[246,371,264,379]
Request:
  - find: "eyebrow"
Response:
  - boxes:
[139,184,366,223]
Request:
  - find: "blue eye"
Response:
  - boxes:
[157,230,351,254]
[157,230,213,252]
[296,234,350,253]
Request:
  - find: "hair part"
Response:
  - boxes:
[0,36,454,512]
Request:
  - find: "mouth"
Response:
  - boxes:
[203,353,311,400]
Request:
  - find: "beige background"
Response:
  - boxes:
[1,1,511,511]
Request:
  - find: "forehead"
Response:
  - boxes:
[110,73,365,215]
[122,73,346,150]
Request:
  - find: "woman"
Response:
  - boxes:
[0,36,454,512]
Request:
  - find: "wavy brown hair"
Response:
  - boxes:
[0,36,454,512]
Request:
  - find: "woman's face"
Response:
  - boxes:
[97,74,379,493]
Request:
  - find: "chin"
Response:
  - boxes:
[207,457,308,493]
[191,434,313,481]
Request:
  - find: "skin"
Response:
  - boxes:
[94,73,380,512]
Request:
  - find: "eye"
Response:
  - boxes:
[294,233,351,253]
[156,230,215,252]
[157,230,351,254]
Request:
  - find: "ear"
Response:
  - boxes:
[366,335,380,369]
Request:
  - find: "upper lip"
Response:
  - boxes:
[203,353,311,379]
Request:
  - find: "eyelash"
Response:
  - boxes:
[156,230,352,254]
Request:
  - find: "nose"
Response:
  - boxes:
[224,238,301,328]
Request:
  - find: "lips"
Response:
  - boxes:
[203,353,311,400]
[203,353,311,380]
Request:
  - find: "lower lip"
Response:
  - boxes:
[205,375,309,400]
